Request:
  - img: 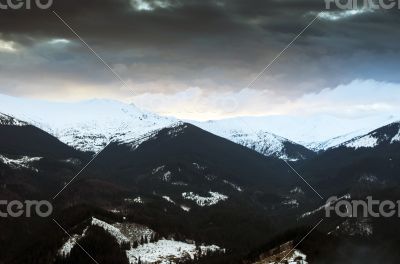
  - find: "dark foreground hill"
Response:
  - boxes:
[1,118,400,264]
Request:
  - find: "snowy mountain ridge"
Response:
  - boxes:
[337,121,400,150]
[192,114,400,151]
[1,93,399,156]
[0,94,179,152]
[189,120,314,160]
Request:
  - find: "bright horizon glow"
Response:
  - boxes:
[1,79,400,121]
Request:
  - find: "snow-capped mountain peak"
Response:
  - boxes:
[190,120,316,160]
[338,121,400,150]
[0,94,178,152]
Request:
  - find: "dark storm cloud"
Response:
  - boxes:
[0,0,399,98]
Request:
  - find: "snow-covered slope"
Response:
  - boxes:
[0,94,178,152]
[182,191,228,207]
[126,239,222,264]
[190,120,315,160]
[337,122,400,150]
[191,114,400,151]
[0,113,27,126]
[58,217,224,264]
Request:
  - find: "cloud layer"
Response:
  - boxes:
[132,79,400,120]
[0,0,399,118]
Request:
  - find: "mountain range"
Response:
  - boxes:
[0,93,399,160]
[1,94,400,264]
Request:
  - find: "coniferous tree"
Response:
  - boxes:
[133,241,139,248]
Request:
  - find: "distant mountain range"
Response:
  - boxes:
[338,121,400,150]
[191,114,400,151]
[0,93,398,161]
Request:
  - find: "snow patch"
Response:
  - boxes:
[91,217,130,245]
[0,155,42,171]
[344,134,378,149]
[125,197,144,204]
[391,129,400,143]
[152,165,165,174]
[112,222,154,243]
[58,217,224,264]
[288,250,308,264]
[223,180,243,192]
[182,191,228,207]
[162,196,175,204]
[180,205,191,212]
[58,232,85,257]
[126,239,222,264]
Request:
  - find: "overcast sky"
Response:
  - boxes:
[0,0,399,120]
